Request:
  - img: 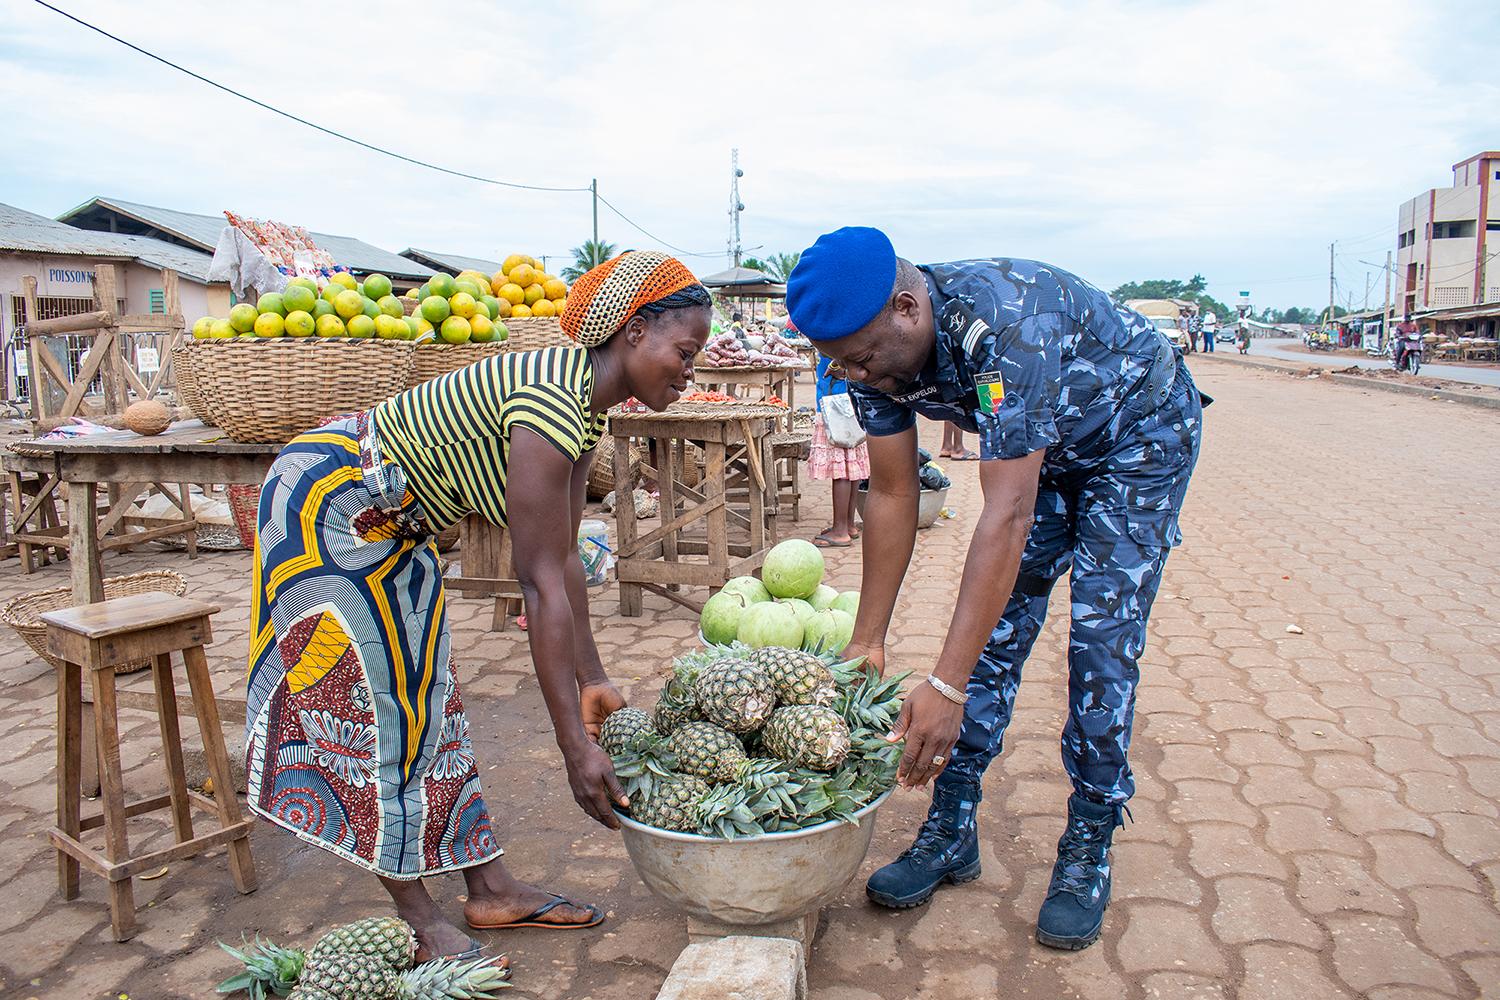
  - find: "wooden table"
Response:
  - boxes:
[3,421,279,604]
[609,403,785,616]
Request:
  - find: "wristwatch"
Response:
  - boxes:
[926,674,968,705]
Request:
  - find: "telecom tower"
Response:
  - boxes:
[728,148,744,267]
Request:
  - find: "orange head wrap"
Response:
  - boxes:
[559,250,701,348]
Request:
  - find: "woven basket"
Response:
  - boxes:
[227,484,261,549]
[171,343,217,425]
[588,436,641,500]
[501,317,571,353]
[179,339,415,443]
[1,570,188,675]
[405,342,507,391]
[401,297,420,316]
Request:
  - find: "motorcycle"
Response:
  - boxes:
[1305,331,1335,352]
[1393,327,1424,376]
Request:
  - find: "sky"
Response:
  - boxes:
[2,0,1496,312]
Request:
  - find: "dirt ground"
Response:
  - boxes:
[1,359,1498,998]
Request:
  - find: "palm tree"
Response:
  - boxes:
[761,251,801,282]
[562,239,618,282]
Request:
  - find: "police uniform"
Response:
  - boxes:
[849,258,1204,806]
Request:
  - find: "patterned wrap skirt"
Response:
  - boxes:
[808,413,871,482]
[244,413,501,879]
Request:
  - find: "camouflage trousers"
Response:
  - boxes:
[942,360,1203,806]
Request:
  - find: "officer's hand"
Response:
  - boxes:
[887,681,964,789]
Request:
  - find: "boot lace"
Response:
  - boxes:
[1050,811,1116,901]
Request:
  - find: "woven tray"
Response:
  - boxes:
[608,400,789,422]
[171,343,217,425]
[179,338,415,443]
[1,570,187,675]
[501,317,571,353]
[405,342,507,391]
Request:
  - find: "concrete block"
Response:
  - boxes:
[656,935,806,1000]
[687,910,818,953]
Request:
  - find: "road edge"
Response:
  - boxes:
[1189,353,1500,412]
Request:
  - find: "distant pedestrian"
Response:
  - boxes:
[941,421,978,461]
[809,352,870,548]
[1202,312,1218,352]
[1187,311,1202,353]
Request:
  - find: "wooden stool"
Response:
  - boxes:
[42,592,257,941]
[771,431,811,523]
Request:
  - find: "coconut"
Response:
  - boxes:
[123,399,172,436]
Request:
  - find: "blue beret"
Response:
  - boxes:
[785,226,896,342]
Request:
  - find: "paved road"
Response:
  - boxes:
[2,362,1498,998]
[1237,337,1500,389]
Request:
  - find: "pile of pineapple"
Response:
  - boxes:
[216,916,510,1000]
[601,645,908,839]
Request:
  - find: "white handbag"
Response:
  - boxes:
[820,392,866,448]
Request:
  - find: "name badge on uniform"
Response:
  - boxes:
[975,371,1005,414]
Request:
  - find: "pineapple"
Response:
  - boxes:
[216,936,306,999]
[652,672,701,737]
[630,773,711,831]
[290,952,396,1000]
[394,955,512,998]
[668,720,747,782]
[308,917,416,969]
[751,646,836,706]
[761,705,852,771]
[694,657,775,733]
[599,707,656,755]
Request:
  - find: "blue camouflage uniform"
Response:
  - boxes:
[850,258,1204,805]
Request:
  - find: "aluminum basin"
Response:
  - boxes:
[854,485,948,529]
[616,790,893,925]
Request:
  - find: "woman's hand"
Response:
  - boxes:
[886,681,965,789]
[841,642,886,676]
[563,739,629,829]
[580,681,627,741]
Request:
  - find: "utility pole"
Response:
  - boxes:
[1328,242,1336,326]
[728,149,744,268]
[1363,272,1373,311]
[591,178,598,256]
[1383,249,1393,346]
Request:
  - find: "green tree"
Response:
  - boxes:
[740,256,769,274]
[761,251,801,282]
[562,239,618,282]
[1110,276,1233,326]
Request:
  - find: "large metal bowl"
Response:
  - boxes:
[616,790,893,925]
[854,485,949,529]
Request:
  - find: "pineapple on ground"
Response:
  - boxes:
[630,773,711,831]
[667,720,747,782]
[290,952,395,1000]
[216,936,306,999]
[750,646,836,706]
[761,705,852,771]
[307,916,415,969]
[599,706,656,755]
[694,657,775,733]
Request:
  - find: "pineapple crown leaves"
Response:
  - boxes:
[834,665,912,733]
[394,954,513,997]
[694,782,768,839]
[608,737,680,803]
[216,936,306,998]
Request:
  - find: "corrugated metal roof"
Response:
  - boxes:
[58,197,434,280]
[0,201,213,282]
[400,248,505,277]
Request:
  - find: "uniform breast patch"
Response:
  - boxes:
[975,371,1006,414]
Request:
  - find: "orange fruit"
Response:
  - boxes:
[556,297,567,315]
[449,292,478,319]
[542,277,568,300]
[507,263,536,288]
[498,282,525,305]
[530,297,556,317]
[510,303,533,318]
[523,283,545,306]
[501,254,527,274]
[493,297,513,318]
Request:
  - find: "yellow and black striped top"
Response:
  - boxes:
[370,347,608,530]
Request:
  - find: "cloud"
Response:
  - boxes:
[1,0,1496,308]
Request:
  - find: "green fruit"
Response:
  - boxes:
[778,598,817,630]
[493,320,508,342]
[761,539,825,600]
[282,284,317,314]
[403,315,423,339]
[209,318,235,339]
[700,591,749,645]
[750,646,836,706]
[377,294,404,318]
[738,601,804,649]
[416,283,434,301]
[469,314,496,342]
[801,608,854,656]
[721,576,772,605]
[449,292,477,319]
[694,658,774,733]
[312,299,336,319]
[361,297,381,319]
[355,281,365,297]
[284,310,316,337]
[321,282,345,304]
[481,295,503,320]
[420,295,451,324]
[287,276,318,292]
[807,584,839,611]
[668,720,747,781]
[363,273,393,300]
[761,705,851,771]
[439,315,472,344]
[315,314,346,338]
[428,272,457,298]
[599,707,656,755]
[191,316,215,339]
[829,591,860,617]
[454,279,481,299]
[253,312,285,337]
[256,292,287,317]
[373,314,406,340]
[471,298,493,321]
[228,303,258,333]
[334,289,365,319]
[347,314,376,339]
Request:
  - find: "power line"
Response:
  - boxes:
[594,193,727,259]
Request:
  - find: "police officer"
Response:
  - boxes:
[784,227,1203,950]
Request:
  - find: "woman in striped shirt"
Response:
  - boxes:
[245,252,710,963]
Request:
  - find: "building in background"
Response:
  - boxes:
[0,201,216,404]
[399,248,504,278]
[1396,151,1499,315]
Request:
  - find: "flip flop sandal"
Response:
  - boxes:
[814,534,852,548]
[417,938,507,966]
[951,449,980,461]
[468,895,605,931]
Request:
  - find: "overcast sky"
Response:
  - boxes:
[3,0,1496,311]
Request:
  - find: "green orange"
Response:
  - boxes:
[253,312,286,337]
[284,310,316,337]
[420,295,452,324]
[346,314,376,339]
[439,315,472,344]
